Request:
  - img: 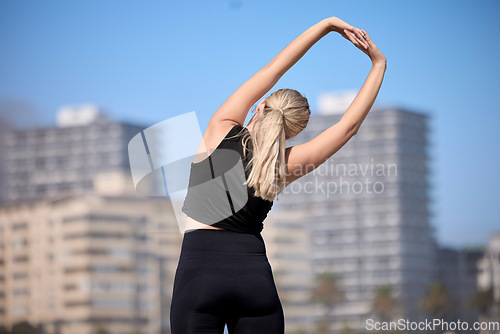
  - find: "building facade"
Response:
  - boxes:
[477,233,500,325]
[0,105,145,204]
[436,247,483,325]
[0,192,182,334]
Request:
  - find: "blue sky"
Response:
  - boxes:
[1,0,499,248]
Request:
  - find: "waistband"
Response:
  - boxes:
[177,229,268,268]
[181,228,266,254]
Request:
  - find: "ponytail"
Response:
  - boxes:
[242,89,310,201]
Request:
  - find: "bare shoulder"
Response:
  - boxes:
[193,119,242,162]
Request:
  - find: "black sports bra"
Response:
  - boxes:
[181,124,273,234]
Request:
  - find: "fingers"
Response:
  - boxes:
[361,29,371,43]
[344,29,368,49]
[353,28,369,48]
[350,28,368,49]
[343,29,357,46]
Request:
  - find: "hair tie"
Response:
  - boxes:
[277,108,285,116]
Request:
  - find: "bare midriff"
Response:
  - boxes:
[185,215,225,231]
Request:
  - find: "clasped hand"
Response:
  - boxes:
[327,16,387,65]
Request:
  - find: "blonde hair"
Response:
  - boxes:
[241,88,310,201]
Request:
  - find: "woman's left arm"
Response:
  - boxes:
[211,17,364,127]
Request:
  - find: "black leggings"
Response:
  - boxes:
[169,229,284,333]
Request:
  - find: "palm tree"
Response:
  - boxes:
[337,323,354,334]
[310,272,344,334]
[468,287,495,333]
[93,324,109,334]
[291,328,307,334]
[11,321,36,334]
[420,281,452,333]
[497,298,500,321]
[371,285,399,323]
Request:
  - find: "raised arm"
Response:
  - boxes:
[209,17,366,128]
[285,28,387,187]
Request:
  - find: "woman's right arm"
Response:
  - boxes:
[284,28,387,186]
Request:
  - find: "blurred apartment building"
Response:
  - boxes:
[436,246,483,324]
[0,190,181,334]
[268,91,437,333]
[478,233,500,316]
[434,236,500,333]
[434,234,500,334]
[0,105,145,205]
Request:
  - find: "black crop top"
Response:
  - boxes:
[181,124,273,234]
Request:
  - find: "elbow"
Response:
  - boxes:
[346,122,360,137]
[339,119,360,138]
